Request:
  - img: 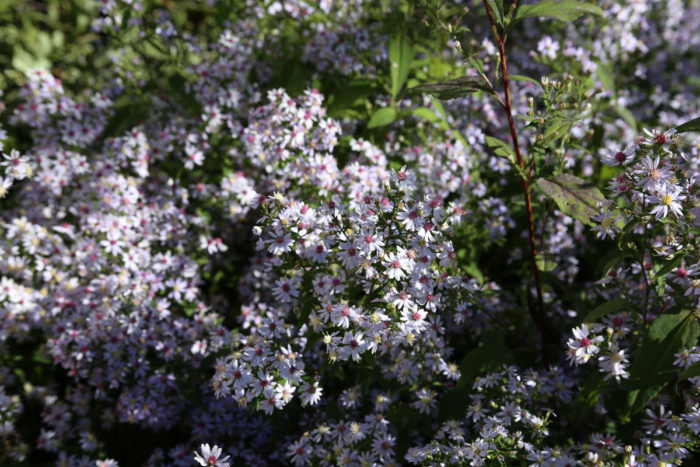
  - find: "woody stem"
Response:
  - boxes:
[483,0,548,361]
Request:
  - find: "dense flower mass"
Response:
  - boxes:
[0,0,699,465]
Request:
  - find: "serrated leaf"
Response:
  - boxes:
[409,76,492,100]
[367,107,397,128]
[626,310,699,414]
[389,35,412,100]
[675,116,700,134]
[582,299,627,323]
[535,174,609,226]
[515,0,605,22]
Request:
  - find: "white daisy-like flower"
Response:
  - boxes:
[601,145,636,166]
[566,324,604,366]
[194,443,231,467]
[591,209,623,240]
[649,185,685,219]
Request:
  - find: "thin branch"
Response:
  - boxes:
[483,0,548,361]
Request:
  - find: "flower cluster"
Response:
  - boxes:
[212,89,476,417]
[0,0,699,465]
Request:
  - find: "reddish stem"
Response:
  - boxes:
[483,0,547,360]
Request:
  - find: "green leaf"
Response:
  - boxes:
[463,262,484,285]
[411,107,441,123]
[596,61,614,93]
[582,299,627,323]
[541,118,571,146]
[614,105,637,132]
[535,174,609,226]
[485,135,515,158]
[515,0,604,22]
[430,97,447,120]
[485,0,506,27]
[654,254,685,279]
[328,83,375,116]
[656,273,667,298]
[167,73,203,115]
[409,76,492,100]
[626,309,699,414]
[535,251,557,271]
[11,45,50,72]
[509,74,542,87]
[102,99,150,138]
[675,116,700,134]
[389,35,412,101]
[122,8,132,29]
[570,371,607,427]
[678,360,700,383]
[485,135,526,179]
[654,254,685,298]
[437,330,513,422]
[367,107,397,128]
[429,97,467,144]
[616,219,640,251]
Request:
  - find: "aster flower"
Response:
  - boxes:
[673,347,700,369]
[0,176,11,198]
[340,331,365,362]
[566,325,604,366]
[641,127,676,146]
[537,35,560,60]
[598,346,629,381]
[382,250,411,280]
[194,444,230,467]
[591,209,623,240]
[636,156,674,193]
[288,439,311,466]
[601,145,636,166]
[266,230,294,256]
[644,406,673,434]
[299,381,323,406]
[1,149,33,180]
[272,277,300,303]
[649,185,685,219]
[412,388,437,414]
[372,433,396,459]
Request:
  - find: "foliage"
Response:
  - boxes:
[0,0,699,466]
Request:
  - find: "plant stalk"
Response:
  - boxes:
[483,0,548,360]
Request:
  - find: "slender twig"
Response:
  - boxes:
[483,0,548,360]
